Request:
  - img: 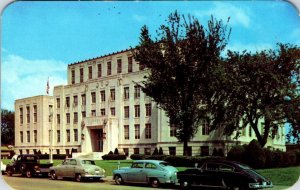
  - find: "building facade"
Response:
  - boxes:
[14,49,286,159]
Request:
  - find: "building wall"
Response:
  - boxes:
[14,49,286,158]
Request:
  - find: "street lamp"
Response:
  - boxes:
[49,106,53,164]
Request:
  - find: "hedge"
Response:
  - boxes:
[102,154,127,160]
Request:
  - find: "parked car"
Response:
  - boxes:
[177,159,273,189]
[49,158,105,182]
[113,160,178,188]
[1,161,6,175]
[5,154,53,178]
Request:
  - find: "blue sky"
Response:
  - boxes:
[1,1,300,111]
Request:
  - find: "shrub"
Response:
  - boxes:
[130,154,146,160]
[243,140,266,169]
[102,154,126,160]
[293,151,300,165]
[227,145,245,163]
[147,155,167,160]
[114,148,119,155]
[159,147,164,155]
[108,151,114,155]
[152,148,159,155]
[212,148,218,156]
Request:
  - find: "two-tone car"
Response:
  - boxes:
[113,160,178,188]
[49,158,105,182]
[177,159,273,189]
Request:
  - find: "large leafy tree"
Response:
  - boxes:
[1,109,15,145]
[133,11,231,155]
[225,44,300,147]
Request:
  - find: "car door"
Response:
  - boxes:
[68,159,77,177]
[57,159,69,177]
[202,162,222,187]
[127,162,145,183]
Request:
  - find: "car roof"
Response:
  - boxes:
[134,160,165,164]
[202,159,248,168]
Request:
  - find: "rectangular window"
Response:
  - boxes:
[66,97,70,108]
[81,94,86,105]
[74,112,78,124]
[88,66,92,79]
[134,85,140,99]
[26,106,30,123]
[20,107,23,124]
[101,109,106,116]
[201,120,209,135]
[82,111,86,118]
[117,59,122,73]
[145,103,151,116]
[107,61,111,75]
[170,124,177,137]
[110,107,115,116]
[134,148,139,154]
[169,147,176,156]
[66,113,70,124]
[49,105,53,122]
[101,90,105,102]
[134,105,140,117]
[57,130,60,142]
[139,62,145,70]
[80,68,84,82]
[124,125,129,140]
[20,131,23,143]
[201,146,209,156]
[56,98,60,108]
[128,56,133,73]
[145,124,151,139]
[98,64,102,78]
[66,130,70,142]
[73,95,78,106]
[123,148,129,157]
[91,92,96,103]
[71,70,75,84]
[110,89,115,101]
[33,105,37,123]
[91,110,96,116]
[74,129,78,142]
[144,148,151,155]
[34,130,37,143]
[124,106,129,118]
[57,114,60,124]
[124,87,129,100]
[27,131,30,143]
[135,124,140,139]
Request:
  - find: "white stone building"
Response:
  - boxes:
[14,49,286,159]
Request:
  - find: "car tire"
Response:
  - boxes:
[115,175,124,185]
[6,168,13,176]
[50,171,57,180]
[26,169,33,178]
[150,178,160,188]
[180,180,190,190]
[19,164,26,174]
[75,174,82,182]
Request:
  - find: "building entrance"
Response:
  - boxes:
[90,129,104,152]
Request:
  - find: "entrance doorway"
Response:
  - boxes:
[90,129,104,152]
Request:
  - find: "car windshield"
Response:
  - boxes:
[159,162,171,167]
[81,160,96,165]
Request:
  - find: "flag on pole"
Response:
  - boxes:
[46,77,50,95]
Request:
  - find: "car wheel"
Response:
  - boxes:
[50,171,57,180]
[75,174,82,182]
[150,178,160,188]
[19,164,26,174]
[6,168,13,176]
[180,180,190,190]
[26,170,33,178]
[115,175,124,185]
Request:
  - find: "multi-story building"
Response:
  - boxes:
[14,48,286,159]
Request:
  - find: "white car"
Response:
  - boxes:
[1,161,6,175]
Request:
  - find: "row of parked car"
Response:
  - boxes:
[1,154,273,189]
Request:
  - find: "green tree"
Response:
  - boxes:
[226,44,300,147]
[133,11,231,155]
[1,109,15,145]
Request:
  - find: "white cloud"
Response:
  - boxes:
[133,14,146,22]
[194,2,251,28]
[2,54,67,110]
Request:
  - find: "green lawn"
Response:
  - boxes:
[2,159,299,187]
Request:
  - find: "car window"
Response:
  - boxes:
[159,162,171,167]
[62,160,69,165]
[132,163,144,168]
[219,164,234,172]
[206,163,219,171]
[81,160,95,165]
[145,163,157,169]
[70,159,77,165]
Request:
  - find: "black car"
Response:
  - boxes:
[177,159,273,190]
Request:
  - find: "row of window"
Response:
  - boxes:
[71,56,145,84]
[123,123,152,140]
[19,105,54,124]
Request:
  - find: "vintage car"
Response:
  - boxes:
[113,160,178,188]
[49,158,105,182]
[177,159,273,189]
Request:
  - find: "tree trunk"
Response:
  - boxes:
[183,139,188,156]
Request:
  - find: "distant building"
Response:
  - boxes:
[14,48,286,159]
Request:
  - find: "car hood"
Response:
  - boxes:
[163,166,178,174]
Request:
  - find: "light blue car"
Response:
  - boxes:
[113,160,178,188]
